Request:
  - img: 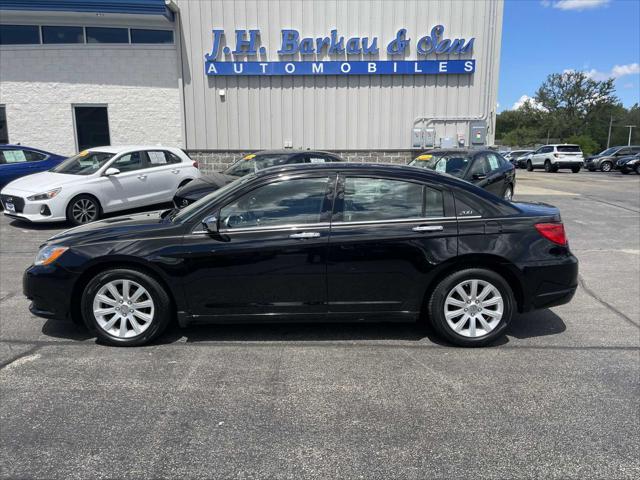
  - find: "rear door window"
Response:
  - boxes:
[338,177,444,222]
[1,149,28,163]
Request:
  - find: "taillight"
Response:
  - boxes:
[554,153,559,158]
[192,161,199,169]
[535,223,567,246]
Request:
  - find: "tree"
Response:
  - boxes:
[535,71,618,139]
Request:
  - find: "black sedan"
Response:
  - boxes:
[616,153,640,174]
[174,150,344,207]
[24,163,577,347]
[408,149,516,200]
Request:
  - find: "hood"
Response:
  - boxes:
[176,173,236,201]
[47,210,178,246]
[1,171,83,194]
[617,155,639,165]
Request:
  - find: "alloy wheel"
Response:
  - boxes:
[72,198,98,224]
[443,279,504,338]
[92,279,155,338]
[601,162,612,172]
[503,186,513,201]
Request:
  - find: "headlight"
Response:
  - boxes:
[34,245,68,266]
[27,188,61,201]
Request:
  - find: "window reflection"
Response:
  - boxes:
[221,177,328,229]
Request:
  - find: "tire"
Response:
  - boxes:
[600,161,612,172]
[503,184,513,201]
[81,268,172,347]
[636,164,640,175]
[66,194,101,226]
[526,160,533,171]
[621,170,629,175]
[571,166,581,173]
[544,160,553,173]
[427,268,515,347]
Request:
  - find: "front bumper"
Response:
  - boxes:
[0,192,66,222]
[23,264,77,321]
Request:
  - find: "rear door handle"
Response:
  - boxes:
[289,232,321,239]
[413,225,443,232]
[137,174,147,179]
[171,169,180,174]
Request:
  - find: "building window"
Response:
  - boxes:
[42,26,84,44]
[0,25,40,45]
[0,107,8,144]
[86,27,128,44]
[130,29,173,44]
[74,106,110,151]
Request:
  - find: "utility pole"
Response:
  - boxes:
[607,115,613,149]
[624,125,636,146]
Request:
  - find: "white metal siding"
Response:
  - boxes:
[177,0,503,150]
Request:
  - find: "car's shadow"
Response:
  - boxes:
[8,203,173,231]
[40,309,566,347]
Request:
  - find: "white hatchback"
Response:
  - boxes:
[0,145,200,225]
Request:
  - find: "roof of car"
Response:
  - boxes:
[86,145,181,154]
[251,149,339,156]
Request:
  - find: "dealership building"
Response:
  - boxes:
[0,0,503,170]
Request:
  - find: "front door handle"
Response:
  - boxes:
[171,169,180,174]
[289,232,321,239]
[413,225,443,232]
[137,174,147,180]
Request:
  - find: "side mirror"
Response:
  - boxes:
[202,214,219,233]
[104,167,120,176]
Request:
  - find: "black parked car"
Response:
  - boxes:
[24,163,577,347]
[585,145,640,172]
[616,153,640,174]
[408,149,516,200]
[173,150,344,207]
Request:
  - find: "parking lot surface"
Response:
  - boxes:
[1,170,639,479]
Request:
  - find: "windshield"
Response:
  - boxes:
[51,151,114,175]
[598,147,618,156]
[224,153,294,177]
[409,153,471,177]
[172,174,254,223]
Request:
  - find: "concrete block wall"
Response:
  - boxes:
[187,150,416,174]
[0,46,182,156]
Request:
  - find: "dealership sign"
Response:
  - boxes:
[204,26,476,76]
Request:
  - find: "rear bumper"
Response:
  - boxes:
[553,161,583,169]
[519,254,579,312]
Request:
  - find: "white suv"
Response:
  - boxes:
[526,144,584,173]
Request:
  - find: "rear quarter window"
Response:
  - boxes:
[557,146,581,153]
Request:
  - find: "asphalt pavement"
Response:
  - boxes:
[1,169,639,479]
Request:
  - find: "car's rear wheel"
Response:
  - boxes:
[427,268,514,347]
[600,161,613,172]
[526,160,533,171]
[81,268,172,347]
[544,160,553,172]
[66,195,101,225]
[571,166,581,173]
[503,185,513,201]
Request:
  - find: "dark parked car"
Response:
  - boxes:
[585,146,640,172]
[408,149,516,200]
[0,144,66,190]
[24,163,578,347]
[173,150,344,207]
[616,153,640,174]
[504,150,533,165]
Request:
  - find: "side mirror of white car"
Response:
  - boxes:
[104,167,120,176]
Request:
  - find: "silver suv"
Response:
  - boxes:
[526,144,584,173]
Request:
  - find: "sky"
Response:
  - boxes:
[498,0,640,111]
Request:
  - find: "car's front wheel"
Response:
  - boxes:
[81,268,172,346]
[600,161,613,172]
[526,160,533,171]
[66,195,101,225]
[427,268,514,347]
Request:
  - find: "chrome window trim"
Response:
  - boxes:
[190,216,484,235]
